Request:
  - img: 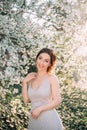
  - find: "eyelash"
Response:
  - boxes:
[38,57,42,59]
[45,60,48,62]
[38,57,49,63]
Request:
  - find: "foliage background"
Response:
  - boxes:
[0,0,87,130]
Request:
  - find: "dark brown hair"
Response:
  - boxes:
[36,48,56,72]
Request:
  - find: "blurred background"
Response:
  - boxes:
[0,0,87,130]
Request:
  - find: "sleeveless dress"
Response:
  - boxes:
[28,76,63,130]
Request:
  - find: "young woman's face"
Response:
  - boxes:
[36,53,51,72]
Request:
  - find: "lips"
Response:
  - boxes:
[39,65,44,68]
[37,64,45,69]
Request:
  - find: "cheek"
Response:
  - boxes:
[46,62,50,67]
[48,61,51,66]
[35,60,38,66]
[36,59,39,63]
[36,59,41,67]
[36,61,39,66]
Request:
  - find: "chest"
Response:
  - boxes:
[28,78,51,100]
[31,78,47,90]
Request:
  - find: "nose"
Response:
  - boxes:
[40,60,44,65]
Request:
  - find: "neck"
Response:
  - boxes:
[37,71,48,77]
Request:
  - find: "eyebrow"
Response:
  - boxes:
[39,55,50,60]
[45,59,50,61]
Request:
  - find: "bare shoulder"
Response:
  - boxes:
[49,73,59,81]
[48,73,59,84]
[26,72,37,78]
[27,72,37,75]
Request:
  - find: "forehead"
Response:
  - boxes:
[38,53,50,60]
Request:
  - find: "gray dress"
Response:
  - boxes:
[28,76,63,130]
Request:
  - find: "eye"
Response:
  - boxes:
[45,60,49,63]
[38,56,42,59]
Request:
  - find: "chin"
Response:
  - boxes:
[38,67,47,72]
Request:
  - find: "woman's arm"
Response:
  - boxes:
[22,72,37,104]
[22,81,30,104]
[31,75,62,118]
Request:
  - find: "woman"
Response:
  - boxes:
[22,48,63,130]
